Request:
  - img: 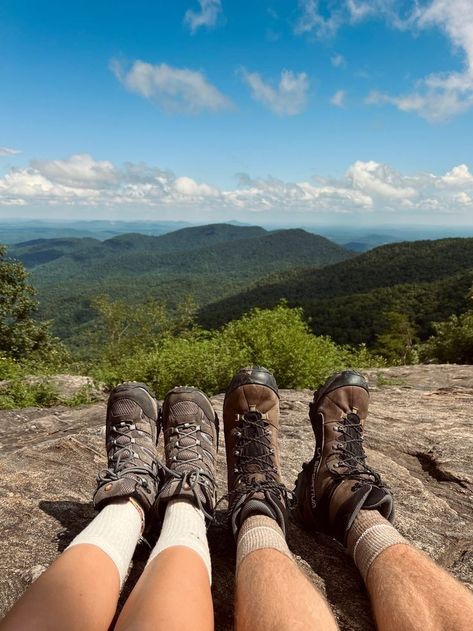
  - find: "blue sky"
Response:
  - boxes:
[1,0,473,225]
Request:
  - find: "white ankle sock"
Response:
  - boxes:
[236,515,293,570]
[67,499,144,587]
[147,499,212,583]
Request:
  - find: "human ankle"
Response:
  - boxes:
[236,515,292,570]
[347,510,407,582]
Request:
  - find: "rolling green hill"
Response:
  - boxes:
[199,238,473,345]
[8,224,353,343]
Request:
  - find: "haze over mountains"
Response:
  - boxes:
[3,219,473,251]
[4,221,473,351]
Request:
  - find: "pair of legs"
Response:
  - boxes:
[3,518,473,631]
[2,369,473,631]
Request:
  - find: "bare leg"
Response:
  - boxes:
[0,545,119,631]
[367,543,473,631]
[115,546,213,631]
[235,549,339,631]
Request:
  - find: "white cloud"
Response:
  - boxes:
[2,154,473,219]
[240,68,309,116]
[439,164,473,187]
[31,154,117,188]
[294,0,473,121]
[331,54,346,68]
[330,89,347,107]
[184,0,222,34]
[363,0,473,121]
[294,0,341,38]
[346,161,418,200]
[0,147,21,157]
[174,176,219,197]
[111,59,232,114]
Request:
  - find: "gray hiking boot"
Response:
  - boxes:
[156,386,219,524]
[94,382,160,519]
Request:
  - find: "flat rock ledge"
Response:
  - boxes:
[1,365,472,630]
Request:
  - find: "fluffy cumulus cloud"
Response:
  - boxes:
[184,0,222,33]
[0,147,21,157]
[111,59,232,114]
[296,0,473,121]
[1,154,473,218]
[240,68,309,116]
[366,1,473,122]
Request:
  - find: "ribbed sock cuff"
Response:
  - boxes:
[347,510,407,582]
[147,500,212,583]
[236,515,292,570]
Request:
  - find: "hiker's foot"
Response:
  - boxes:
[156,387,218,524]
[223,366,289,537]
[293,370,394,545]
[94,382,160,519]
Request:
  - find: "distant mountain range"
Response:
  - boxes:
[0,219,191,244]
[8,224,353,343]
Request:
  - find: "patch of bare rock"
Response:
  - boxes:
[1,365,472,630]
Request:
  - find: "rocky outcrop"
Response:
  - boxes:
[1,365,472,630]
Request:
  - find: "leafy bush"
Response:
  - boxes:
[0,379,59,409]
[420,310,473,363]
[0,245,67,362]
[374,311,419,365]
[92,304,382,397]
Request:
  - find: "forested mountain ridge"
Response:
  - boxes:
[11,223,268,269]
[11,224,350,279]
[199,238,473,345]
[7,224,353,342]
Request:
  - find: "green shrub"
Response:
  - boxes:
[0,356,24,380]
[0,379,59,409]
[92,304,381,397]
[420,310,473,363]
[61,383,101,407]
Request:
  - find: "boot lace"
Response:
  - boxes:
[221,411,291,512]
[97,419,156,491]
[332,412,383,488]
[159,416,217,523]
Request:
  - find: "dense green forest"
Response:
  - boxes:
[199,238,473,346]
[10,224,353,343]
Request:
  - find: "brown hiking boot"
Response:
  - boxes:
[293,370,394,545]
[94,382,160,518]
[156,386,218,524]
[223,366,289,537]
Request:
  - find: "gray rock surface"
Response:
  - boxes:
[1,365,472,629]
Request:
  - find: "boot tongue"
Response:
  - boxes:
[241,413,272,474]
[342,412,364,460]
